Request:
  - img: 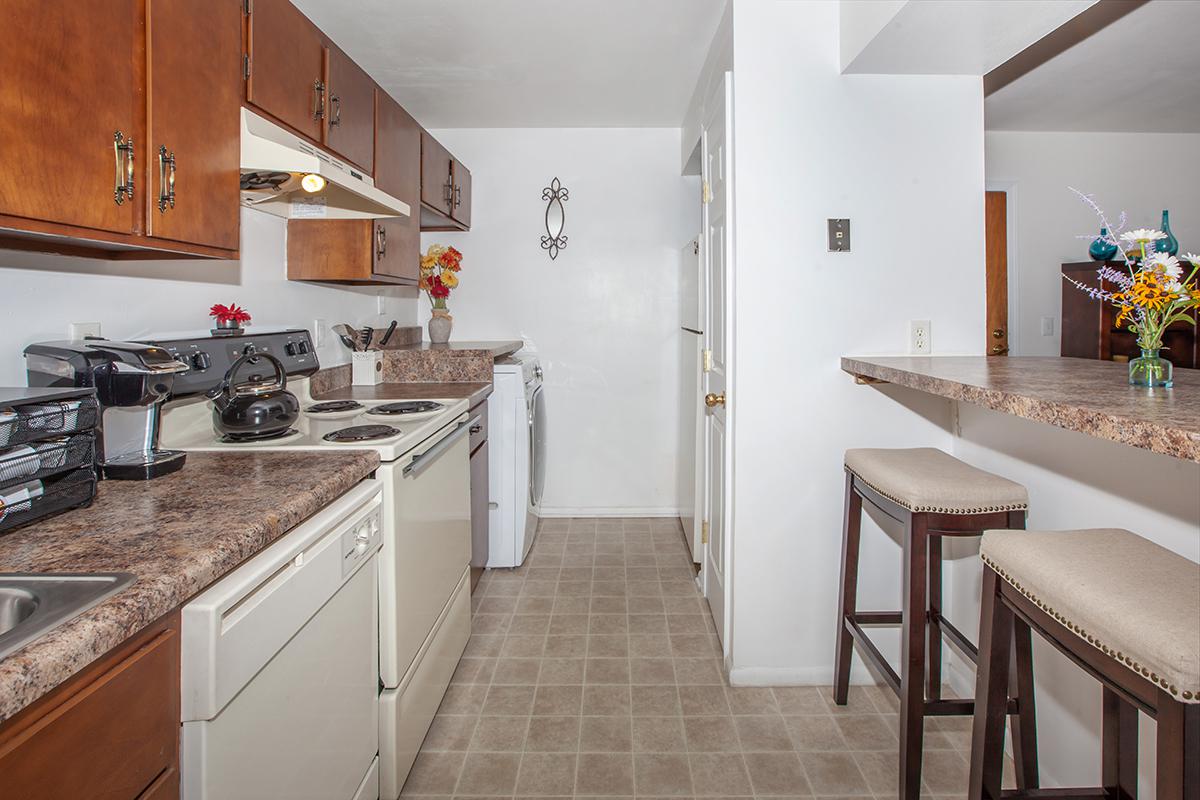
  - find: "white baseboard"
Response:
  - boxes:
[728,663,877,687]
[538,506,682,518]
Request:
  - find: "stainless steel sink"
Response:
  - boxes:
[0,574,136,660]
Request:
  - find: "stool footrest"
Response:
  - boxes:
[999,789,1107,800]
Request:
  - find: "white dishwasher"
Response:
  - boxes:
[181,480,383,800]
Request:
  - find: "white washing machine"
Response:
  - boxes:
[488,353,545,568]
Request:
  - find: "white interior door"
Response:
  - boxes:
[701,73,732,649]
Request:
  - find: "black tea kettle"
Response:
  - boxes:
[206,352,300,441]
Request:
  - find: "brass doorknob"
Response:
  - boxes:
[990,345,1008,355]
[704,392,725,408]
[992,329,1005,339]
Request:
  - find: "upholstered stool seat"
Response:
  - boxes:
[971,528,1200,800]
[981,529,1200,704]
[845,448,1029,514]
[834,448,1035,800]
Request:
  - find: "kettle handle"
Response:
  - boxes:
[205,351,287,399]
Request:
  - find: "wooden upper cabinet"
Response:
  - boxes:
[420,130,454,217]
[287,218,415,285]
[451,159,472,228]
[246,0,327,142]
[324,46,375,172]
[0,0,141,236]
[374,90,420,282]
[146,0,241,251]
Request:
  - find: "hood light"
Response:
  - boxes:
[300,173,326,193]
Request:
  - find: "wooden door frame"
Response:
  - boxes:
[985,180,1019,356]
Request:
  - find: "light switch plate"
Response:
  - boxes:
[828,219,850,252]
[313,318,326,348]
[1041,316,1055,336]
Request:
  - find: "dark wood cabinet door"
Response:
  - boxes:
[246,0,326,142]
[374,91,420,280]
[373,217,417,282]
[0,0,140,235]
[420,130,454,216]
[451,159,472,228]
[324,46,375,172]
[146,0,240,252]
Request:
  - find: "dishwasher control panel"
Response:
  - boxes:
[341,504,382,577]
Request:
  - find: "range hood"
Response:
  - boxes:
[239,107,410,220]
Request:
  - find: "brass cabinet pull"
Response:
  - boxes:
[157,146,176,213]
[992,329,1005,339]
[113,131,135,205]
[329,94,341,127]
[990,345,1009,355]
[443,181,453,206]
[312,79,326,120]
[376,225,387,259]
[704,392,726,408]
[454,185,462,208]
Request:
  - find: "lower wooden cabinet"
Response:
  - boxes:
[0,612,181,800]
[287,218,417,284]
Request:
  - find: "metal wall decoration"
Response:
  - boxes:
[541,177,569,260]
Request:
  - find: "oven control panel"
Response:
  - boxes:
[141,329,319,398]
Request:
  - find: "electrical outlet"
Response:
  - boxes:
[910,320,931,355]
[313,318,326,348]
[376,295,385,315]
[69,322,101,339]
[1041,316,1055,336]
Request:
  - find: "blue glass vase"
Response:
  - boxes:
[1088,227,1118,261]
[1155,210,1179,256]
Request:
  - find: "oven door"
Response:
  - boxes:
[379,414,474,688]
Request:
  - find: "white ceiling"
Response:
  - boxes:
[985,0,1200,133]
[291,0,727,128]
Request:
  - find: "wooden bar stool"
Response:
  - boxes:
[971,528,1200,800]
[834,448,1037,800]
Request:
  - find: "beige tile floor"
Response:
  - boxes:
[402,517,1003,800]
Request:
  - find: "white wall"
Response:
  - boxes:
[948,403,1200,789]
[727,0,987,683]
[985,131,1200,356]
[416,128,698,516]
[0,209,417,386]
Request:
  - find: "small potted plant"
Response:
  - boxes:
[1065,191,1200,388]
[209,303,252,336]
[419,245,463,344]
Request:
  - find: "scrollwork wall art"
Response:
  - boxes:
[541,177,569,260]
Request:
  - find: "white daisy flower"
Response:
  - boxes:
[1182,252,1200,266]
[1167,280,1185,295]
[1145,252,1183,278]
[1119,228,1167,244]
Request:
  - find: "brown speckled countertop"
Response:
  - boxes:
[316,381,492,408]
[842,356,1200,462]
[0,450,379,723]
[394,340,523,358]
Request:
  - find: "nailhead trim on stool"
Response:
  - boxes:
[852,473,1028,515]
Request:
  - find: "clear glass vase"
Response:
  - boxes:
[1128,349,1173,388]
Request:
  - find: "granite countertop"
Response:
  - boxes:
[842,356,1200,462]
[316,381,493,408]
[0,450,379,723]
[393,340,523,359]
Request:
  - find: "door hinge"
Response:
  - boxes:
[693,240,699,256]
[702,349,712,373]
[702,181,712,205]
[701,521,710,545]
[243,54,251,80]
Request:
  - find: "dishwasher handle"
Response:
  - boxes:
[403,416,478,478]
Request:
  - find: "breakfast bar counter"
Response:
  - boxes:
[841,356,1200,462]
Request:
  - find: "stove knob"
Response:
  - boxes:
[242,344,256,356]
[192,351,212,371]
[297,340,310,355]
[354,529,372,555]
[284,342,298,357]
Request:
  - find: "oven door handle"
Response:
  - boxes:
[403,416,478,478]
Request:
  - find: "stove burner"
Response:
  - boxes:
[306,400,365,413]
[322,424,401,443]
[221,428,299,443]
[369,401,444,416]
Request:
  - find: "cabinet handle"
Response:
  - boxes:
[312,79,326,120]
[469,424,482,434]
[329,94,341,127]
[454,185,462,208]
[443,181,453,208]
[113,131,135,205]
[157,146,176,213]
[376,225,387,259]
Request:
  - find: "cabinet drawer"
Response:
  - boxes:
[0,622,180,800]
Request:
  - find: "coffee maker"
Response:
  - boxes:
[24,339,189,479]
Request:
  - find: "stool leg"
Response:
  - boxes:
[1155,691,1199,800]
[899,512,928,800]
[927,534,943,702]
[1102,687,1138,800]
[833,472,862,705]
[1009,617,1040,789]
[969,566,1012,800]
